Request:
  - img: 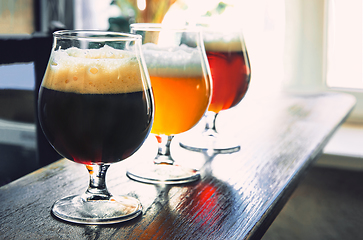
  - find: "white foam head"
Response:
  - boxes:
[202,31,245,52]
[42,45,146,94]
[141,43,204,77]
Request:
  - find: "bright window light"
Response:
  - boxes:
[326,0,363,90]
[137,0,146,11]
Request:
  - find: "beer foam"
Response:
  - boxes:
[203,32,245,52]
[141,43,204,77]
[42,45,146,94]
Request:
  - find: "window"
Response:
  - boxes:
[326,0,362,90]
[325,0,363,123]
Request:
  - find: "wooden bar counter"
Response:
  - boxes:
[0,90,355,239]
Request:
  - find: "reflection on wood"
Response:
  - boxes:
[0,91,355,239]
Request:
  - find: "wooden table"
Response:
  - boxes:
[0,91,355,240]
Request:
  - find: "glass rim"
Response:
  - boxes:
[130,23,201,33]
[53,30,142,41]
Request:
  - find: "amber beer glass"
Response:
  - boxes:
[180,26,251,153]
[127,23,212,184]
[38,30,154,224]
[150,61,210,136]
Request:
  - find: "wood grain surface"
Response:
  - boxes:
[0,91,355,240]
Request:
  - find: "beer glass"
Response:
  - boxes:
[180,25,251,154]
[127,23,212,184]
[38,30,154,224]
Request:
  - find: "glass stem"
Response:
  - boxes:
[203,111,219,137]
[83,164,111,201]
[154,135,174,165]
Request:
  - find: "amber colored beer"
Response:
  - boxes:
[150,74,210,136]
[207,50,251,113]
[141,42,211,136]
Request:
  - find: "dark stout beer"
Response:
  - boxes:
[39,88,152,164]
[38,46,153,164]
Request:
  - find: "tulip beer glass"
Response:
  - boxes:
[38,30,154,224]
[180,25,251,153]
[127,24,212,184]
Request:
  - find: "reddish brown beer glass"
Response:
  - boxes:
[180,24,251,153]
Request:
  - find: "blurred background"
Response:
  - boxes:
[0,0,362,239]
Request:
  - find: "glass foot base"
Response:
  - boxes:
[52,195,142,224]
[179,135,240,154]
[127,164,200,185]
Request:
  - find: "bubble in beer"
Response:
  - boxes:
[89,67,98,74]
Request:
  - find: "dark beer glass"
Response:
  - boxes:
[180,24,251,154]
[38,30,154,224]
